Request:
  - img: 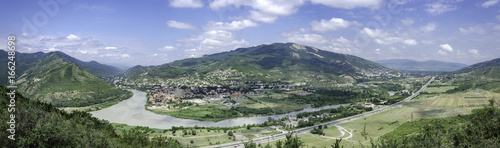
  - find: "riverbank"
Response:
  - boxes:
[91,90,348,129]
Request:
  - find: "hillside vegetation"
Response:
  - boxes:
[7,51,131,107]
[376,59,467,72]
[0,86,182,147]
[376,102,499,147]
[125,43,392,87]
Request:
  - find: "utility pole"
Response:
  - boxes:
[411,112,413,122]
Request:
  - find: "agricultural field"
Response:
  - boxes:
[423,85,457,93]
[260,92,467,147]
[112,123,283,147]
[430,89,500,114]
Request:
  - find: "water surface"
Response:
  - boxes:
[91,90,347,129]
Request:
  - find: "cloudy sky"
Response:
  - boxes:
[1,0,500,67]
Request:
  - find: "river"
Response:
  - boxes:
[91,90,347,129]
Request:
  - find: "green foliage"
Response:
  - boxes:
[0,86,182,147]
[310,126,325,135]
[373,103,500,147]
[375,83,404,91]
[232,106,274,115]
[331,138,343,148]
[243,140,257,148]
[286,88,373,107]
[283,134,304,148]
[126,43,390,86]
[11,52,131,107]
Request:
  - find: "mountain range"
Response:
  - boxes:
[376,59,467,72]
[2,43,499,106]
[0,50,130,107]
[125,43,392,86]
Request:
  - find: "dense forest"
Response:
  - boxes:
[0,86,182,147]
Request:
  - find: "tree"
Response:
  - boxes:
[228,131,234,137]
[360,123,368,140]
[284,134,303,148]
[243,140,257,148]
[275,140,283,148]
[331,138,343,148]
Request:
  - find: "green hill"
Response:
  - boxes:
[0,86,181,147]
[377,104,499,147]
[50,51,123,78]
[0,50,123,86]
[454,58,500,79]
[126,43,391,86]
[6,51,131,107]
[440,58,500,93]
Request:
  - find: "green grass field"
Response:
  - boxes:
[430,90,499,114]
[258,93,466,148]
[424,86,458,93]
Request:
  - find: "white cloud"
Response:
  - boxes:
[310,0,383,9]
[421,40,435,45]
[425,2,458,15]
[248,10,279,23]
[310,17,359,32]
[159,46,176,51]
[481,0,499,8]
[105,46,118,50]
[438,50,448,55]
[468,49,479,55]
[179,30,249,57]
[403,39,418,45]
[420,23,437,32]
[283,31,328,44]
[325,37,360,54]
[67,34,81,40]
[494,24,500,30]
[16,35,132,64]
[209,0,305,23]
[361,28,386,38]
[74,4,113,13]
[121,54,131,58]
[401,18,414,26]
[45,48,58,51]
[170,0,203,8]
[459,26,485,34]
[167,20,196,30]
[360,28,419,46]
[440,44,453,52]
[204,20,258,31]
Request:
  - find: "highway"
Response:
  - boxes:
[202,77,435,148]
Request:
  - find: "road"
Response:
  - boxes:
[201,76,435,148]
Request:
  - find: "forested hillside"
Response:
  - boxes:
[14,52,131,107]
[0,86,182,147]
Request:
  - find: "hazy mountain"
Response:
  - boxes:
[376,59,467,72]
[126,43,391,85]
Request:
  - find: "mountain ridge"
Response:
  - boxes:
[0,50,131,107]
[125,43,393,87]
[376,59,467,72]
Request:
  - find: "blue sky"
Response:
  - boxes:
[1,0,500,67]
